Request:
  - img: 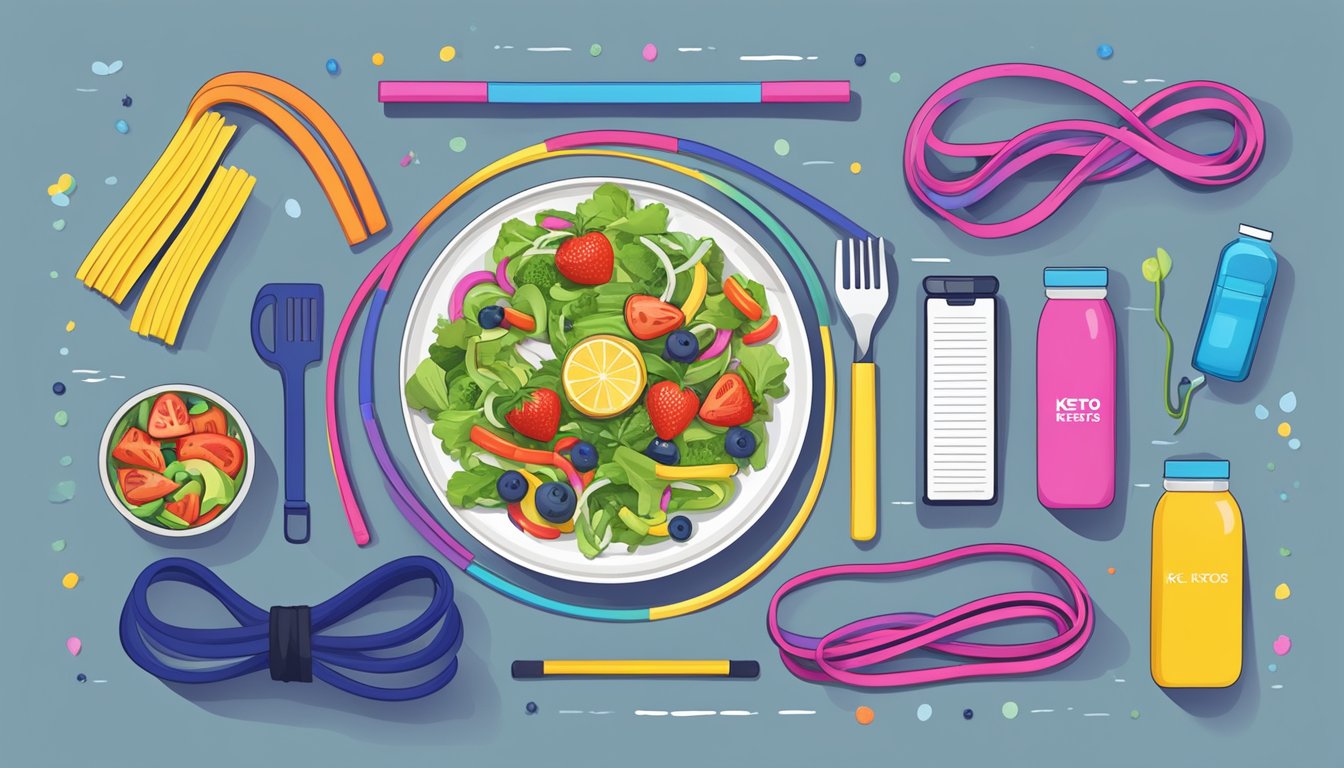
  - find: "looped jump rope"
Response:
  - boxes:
[326,130,875,620]
[767,543,1093,686]
[904,63,1265,238]
[120,556,462,701]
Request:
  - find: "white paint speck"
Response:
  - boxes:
[1083,712,1110,717]
[1030,709,1054,713]
[527,47,572,52]
[802,160,835,166]
[635,710,669,717]
[284,198,302,218]
[719,710,757,716]
[740,54,806,61]
[779,709,816,716]
[670,710,717,717]
[912,257,952,263]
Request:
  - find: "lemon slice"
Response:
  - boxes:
[562,335,647,419]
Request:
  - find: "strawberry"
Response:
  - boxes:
[555,232,614,285]
[699,373,755,427]
[645,381,700,440]
[506,388,561,442]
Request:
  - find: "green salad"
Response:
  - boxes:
[406,183,789,558]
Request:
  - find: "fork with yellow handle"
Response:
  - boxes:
[834,238,889,541]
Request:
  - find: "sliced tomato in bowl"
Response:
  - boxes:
[112,427,165,471]
[188,406,228,435]
[177,433,245,477]
[165,494,201,525]
[147,393,193,439]
[118,468,179,505]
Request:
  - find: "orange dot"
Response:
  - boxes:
[855,705,875,725]
[1107,567,1116,575]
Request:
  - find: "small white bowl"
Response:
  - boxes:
[99,384,256,538]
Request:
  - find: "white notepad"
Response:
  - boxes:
[924,280,997,504]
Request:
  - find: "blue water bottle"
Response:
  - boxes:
[1192,224,1278,382]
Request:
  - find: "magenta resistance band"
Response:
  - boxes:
[378,80,851,104]
[904,63,1266,239]
[767,543,1093,686]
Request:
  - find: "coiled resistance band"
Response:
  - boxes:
[904,63,1265,238]
[767,544,1093,686]
[327,130,875,620]
[120,556,462,701]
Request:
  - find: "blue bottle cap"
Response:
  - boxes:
[1043,267,1108,288]
[1164,460,1230,480]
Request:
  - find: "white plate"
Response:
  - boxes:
[400,177,812,584]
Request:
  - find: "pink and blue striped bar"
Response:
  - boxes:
[378,80,850,104]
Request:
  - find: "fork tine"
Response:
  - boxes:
[834,240,845,290]
[850,239,861,290]
[868,238,880,291]
[876,237,885,290]
[863,239,873,289]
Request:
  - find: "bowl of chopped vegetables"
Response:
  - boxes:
[99,384,255,537]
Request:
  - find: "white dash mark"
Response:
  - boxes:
[636,710,669,717]
[912,257,952,263]
[779,709,816,715]
[740,54,804,62]
[110,374,126,379]
[92,679,108,683]
[558,710,584,714]
[805,56,819,60]
[1271,684,1284,689]
[1083,713,1110,717]
[588,711,613,715]
[719,710,757,716]
[1124,306,1154,312]
[891,501,915,505]
[678,47,704,52]
[1144,79,1166,83]
[81,378,107,383]
[802,160,835,166]
[1122,80,1139,85]
[527,47,572,52]
[1134,483,1151,488]
[1114,678,1127,682]
[1067,707,1074,711]
[76,88,99,93]
[671,710,717,717]
[1152,440,1179,446]
[708,46,717,51]
[1030,709,1054,713]
[72,369,99,374]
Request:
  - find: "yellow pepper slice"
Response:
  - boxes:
[518,469,575,533]
[654,462,738,481]
[679,262,708,322]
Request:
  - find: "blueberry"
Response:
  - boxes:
[496,470,528,503]
[52,381,66,395]
[76,673,87,683]
[570,441,598,471]
[645,438,680,465]
[525,701,538,715]
[121,94,132,107]
[963,708,974,720]
[664,330,699,363]
[668,515,692,542]
[535,481,576,523]
[478,305,505,329]
[724,427,756,458]
[854,53,867,67]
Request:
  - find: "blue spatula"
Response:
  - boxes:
[251,283,323,544]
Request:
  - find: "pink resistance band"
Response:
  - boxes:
[767,543,1093,687]
[903,63,1265,239]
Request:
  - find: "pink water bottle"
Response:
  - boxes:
[1037,267,1116,509]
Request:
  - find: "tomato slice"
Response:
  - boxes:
[624,295,685,340]
[189,406,228,435]
[698,372,756,427]
[723,276,763,321]
[193,505,225,527]
[742,315,779,345]
[177,433,245,477]
[147,393,193,439]
[112,427,166,471]
[165,494,201,525]
[118,468,180,505]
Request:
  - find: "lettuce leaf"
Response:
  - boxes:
[406,358,450,414]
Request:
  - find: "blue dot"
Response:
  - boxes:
[854,53,867,67]
[1280,492,1289,502]
[1268,663,1278,672]
[963,708,974,720]
[52,382,66,395]
[326,58,340,75]
[525,701,538,714]
[1097,44,1114,59]
[76,673,87,683]
[114,119,129,134]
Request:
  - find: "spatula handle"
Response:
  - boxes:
[282,370,309,543]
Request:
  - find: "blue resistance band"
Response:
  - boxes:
[120,556,463,701]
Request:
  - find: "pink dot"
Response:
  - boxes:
[66,636,82,656]
[1272,634,1292,656]
[642,43,658,62]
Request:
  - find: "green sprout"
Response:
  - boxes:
[1142,247,1204,433]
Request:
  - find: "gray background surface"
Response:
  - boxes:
[3,0,1341,765]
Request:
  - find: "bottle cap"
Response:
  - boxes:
[1043,267,1108,288]
[1164,460,1230,480]
[1238,224,1273,242]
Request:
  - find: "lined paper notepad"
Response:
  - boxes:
[925,291,997,503]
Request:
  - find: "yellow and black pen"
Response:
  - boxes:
[511,659,760,679]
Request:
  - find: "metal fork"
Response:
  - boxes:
[835,238,890,541]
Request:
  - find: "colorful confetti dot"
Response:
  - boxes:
[773,139,791,156]
[1268,663,1278,672]
[1107,567,1116,575]
[53,219,65,231]
[65,321,75,332]
[1277,422,1291,437]
[1272,635,1292,656]
[1097,44,1114,59]
[122,94,133,107]
[54,410,69,426]
[855,706,875,725]
[60,455,72,466]
[59,347,69,355]
[642,43,658,61]
[77,673,87,683]
[61,572,79,589]
[962,708,974,720]
[439,46,457,63]
[66,637,81,656]
[916,703,932,722]
[114,119,129,134]
[1267,461,1276,471]
[1274,583,1291,600]
[850,162,863,174]
[400,152,414,167]
[1002,701,1019,719]
[51,539,66,552]
[1279,547,1291,557]
[449,136,468,152]
[1129,709,1140,719]
[525,701,538,714]
[1254,404,1269,420]
[371,52,385,66]
[1293,480,1301,488]
[589,43,602,57]
[53,381,66,395]
[1280,492,1289,502]
[49,480,76,503]
[325,58,340,75]
[1288,438,1301,450]
[284,198,301,218]
[888,72,902,83]
[854,53,867,66]
[105,176,118,185]
[1279,391,1297,413]
[51,193,70,207]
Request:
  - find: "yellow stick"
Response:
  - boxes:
[511,659,759,678]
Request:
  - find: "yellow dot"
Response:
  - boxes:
[1274,583,1291,600]
[65,321,75,332]
[61,572,79,589]
[371,52,385,66]
[1277,422,1291,437]
[439,45,456,63]
[849,161,863,174]
[47,183,61,196]
[855,705,875,725]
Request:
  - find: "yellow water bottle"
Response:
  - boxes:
[1150,459,1243,688]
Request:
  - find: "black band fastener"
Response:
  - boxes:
[268,605,313,683]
